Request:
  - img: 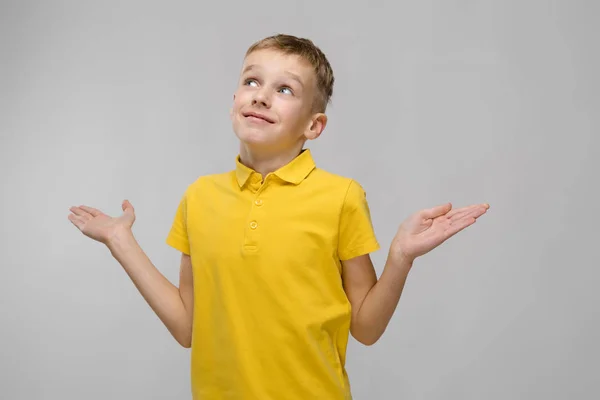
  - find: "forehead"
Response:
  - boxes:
[241,49,315,85]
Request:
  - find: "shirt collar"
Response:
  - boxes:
[235,149,316,188]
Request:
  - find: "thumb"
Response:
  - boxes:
[122,199,135,215]
[421,202,452,219]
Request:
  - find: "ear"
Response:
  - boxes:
[230,95,236,120]
[305,113,327,140]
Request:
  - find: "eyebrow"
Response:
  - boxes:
[242,64,305,89]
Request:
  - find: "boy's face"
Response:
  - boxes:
[230,49,326,153]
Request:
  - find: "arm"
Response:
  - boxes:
[342,202,489,346]
[342,252,412,346]
[109,230,194,348]
[68,200,194,348]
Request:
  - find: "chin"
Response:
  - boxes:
[233,126,276,148]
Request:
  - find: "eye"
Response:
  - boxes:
[279,87,293,95]
[244,78,258,87]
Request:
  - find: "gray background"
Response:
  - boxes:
[1,0,598,399]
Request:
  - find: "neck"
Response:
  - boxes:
[239,141,305,178]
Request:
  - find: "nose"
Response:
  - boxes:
[252,87,270,108]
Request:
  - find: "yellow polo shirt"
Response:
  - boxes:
[166,149,379,399]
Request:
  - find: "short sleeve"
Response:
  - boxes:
[338,179,380,260]
[166,189,190,255]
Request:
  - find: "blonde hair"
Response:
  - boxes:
[245,34,334,113]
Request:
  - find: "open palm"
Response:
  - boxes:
[391,202,489,261]
[68,200,136,244]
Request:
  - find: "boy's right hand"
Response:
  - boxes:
[68,200,136,245]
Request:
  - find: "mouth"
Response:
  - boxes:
[243,111,275,124]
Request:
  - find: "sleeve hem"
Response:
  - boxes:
[339,239,380,261]
[166,235,190,255]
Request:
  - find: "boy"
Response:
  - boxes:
[68,34,489,399]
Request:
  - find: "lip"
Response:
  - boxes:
[243,111,275,124]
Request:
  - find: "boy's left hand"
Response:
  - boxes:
[390,202,489,263]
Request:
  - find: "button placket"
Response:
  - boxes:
[243,184,267,250]
[249,195,263,229]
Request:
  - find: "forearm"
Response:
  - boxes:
[107,229,192,347]
[352,252,413,345]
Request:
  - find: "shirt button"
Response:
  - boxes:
[249,221,258,229]
[254,199,263,206]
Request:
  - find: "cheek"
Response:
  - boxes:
[231,100,246,119]
[232,92,241,106]
[232,88,248,105]
[276,101,297,119]
[280,104,307,128]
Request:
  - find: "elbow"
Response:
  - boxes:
[178,337,192,348]
[351,328,382,347]
[175,329,192,348]
[356,336,379,347]
[178,320,193,348]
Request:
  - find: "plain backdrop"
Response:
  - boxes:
[1,1,598,399]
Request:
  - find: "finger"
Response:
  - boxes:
[122,199,134,213]
[421,202,452,219]
[69,206,90,218]
[467,205,489,220]
[445,216,477,237]
[79,205,102,217]
[68,214,86,230]
[449,205,488,224]
[446,205,472,218]
[472,206,489,219]
[447,203,488,218]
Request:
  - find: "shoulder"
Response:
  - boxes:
[179,170,236,200]
[309,167,368,199]
[303,168,373,218]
